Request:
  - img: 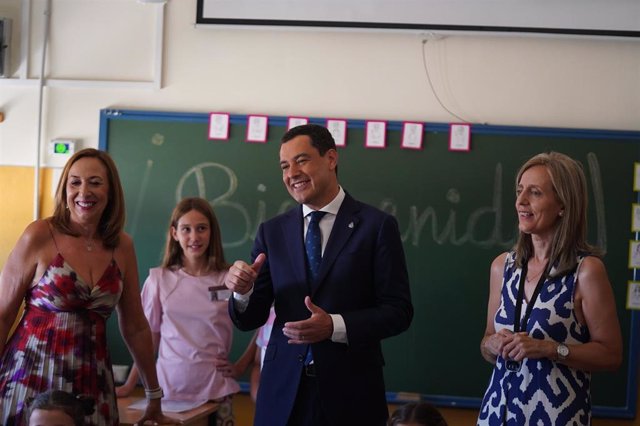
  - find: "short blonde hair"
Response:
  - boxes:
[51,148,125,248]
[513,152,600,275]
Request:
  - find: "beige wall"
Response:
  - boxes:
[0,1,638,167]
[0,0,638,423]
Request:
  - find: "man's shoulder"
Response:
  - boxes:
[344,195,392,221]
[258,194,393,225]
[261,205,299,227]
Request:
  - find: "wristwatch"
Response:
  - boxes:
[556,343,569,361]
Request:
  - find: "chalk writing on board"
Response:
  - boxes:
[129,159,154,238]
[171,155,606,251]
[586,153,607,250]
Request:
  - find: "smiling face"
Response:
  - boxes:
[515,165,563,239]
[171,209,211,263]
[29,409,75,426]
[279,135,339,210]
[65,157,110,227]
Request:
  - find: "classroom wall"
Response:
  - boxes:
[0,166,54,267]
[0,0,638,252]
[0,1,638,167]
[0,0,639,423]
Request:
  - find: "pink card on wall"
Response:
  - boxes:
[208,113,230,140]
[326,119,347,147]
[365,120,386,149]
[401,122,424,150]
[449,123,471,151]
[287,117,309,129]
[246,115,269,143]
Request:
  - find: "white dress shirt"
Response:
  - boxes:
[234,187,348,344]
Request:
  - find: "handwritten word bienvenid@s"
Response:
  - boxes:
[173,155,606,250]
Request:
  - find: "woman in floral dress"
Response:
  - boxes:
[0,149,177,426]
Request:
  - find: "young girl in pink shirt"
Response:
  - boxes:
[117,197,239,425]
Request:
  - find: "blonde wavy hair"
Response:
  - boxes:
[513,151,601,276]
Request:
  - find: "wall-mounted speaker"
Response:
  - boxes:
[0,18,11,78]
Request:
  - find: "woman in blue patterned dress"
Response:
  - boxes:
[477,152,622,426]
[0,149,177,425]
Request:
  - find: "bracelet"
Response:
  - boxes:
[145,387,164,400]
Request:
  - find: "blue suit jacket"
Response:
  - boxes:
[229,192,413,426]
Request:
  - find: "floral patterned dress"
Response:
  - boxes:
[0,253,123,426]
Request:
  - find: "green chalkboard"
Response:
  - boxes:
[99,109,639,417]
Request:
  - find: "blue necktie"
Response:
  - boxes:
[304,211,326,367]
[305,211,327,281]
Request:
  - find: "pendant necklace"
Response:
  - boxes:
[85,236,95,252]
[526,269,544,283]
[526,258,548,283]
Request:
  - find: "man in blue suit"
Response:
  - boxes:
[225,124,413,426]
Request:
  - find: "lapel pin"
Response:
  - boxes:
[348,222,354,228]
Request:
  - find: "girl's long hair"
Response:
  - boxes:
[161,197,229,272]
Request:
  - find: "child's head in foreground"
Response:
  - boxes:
[388,402,448,426]
[27,390,95,426]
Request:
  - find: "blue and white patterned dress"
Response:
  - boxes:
[478,252,591,426]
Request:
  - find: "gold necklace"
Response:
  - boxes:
[526,269,544,283]
[526,260,548,283]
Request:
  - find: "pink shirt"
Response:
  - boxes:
[141,267,240,401]
[256,307,276,367]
